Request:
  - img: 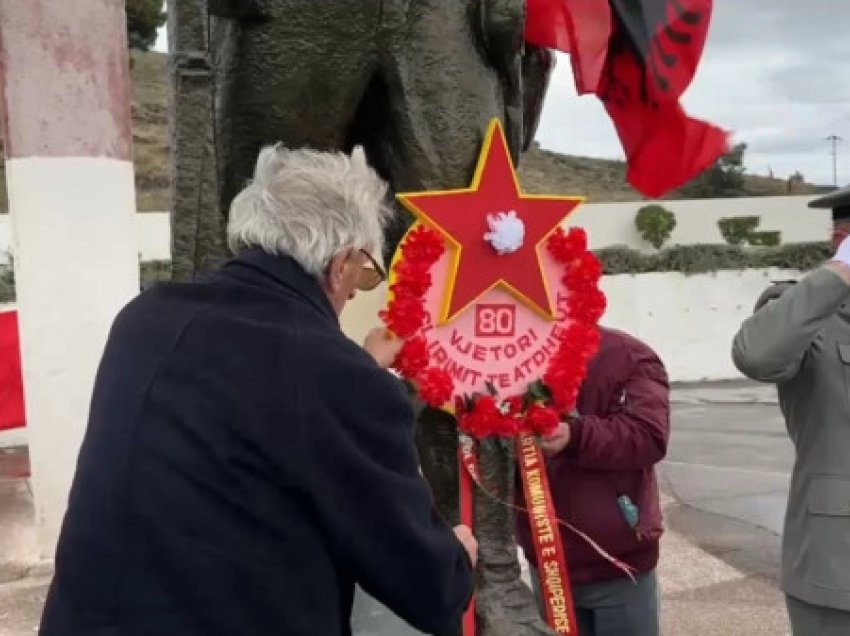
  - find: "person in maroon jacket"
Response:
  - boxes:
[516,326,670,636]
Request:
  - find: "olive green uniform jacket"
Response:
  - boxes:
[733,266,850,610]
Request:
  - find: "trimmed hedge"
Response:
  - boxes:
[0,264,13,303]
[718,216,761,245]
[0,245,833,304]
[596,242,831,276]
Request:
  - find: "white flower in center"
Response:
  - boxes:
[484,210,525,255]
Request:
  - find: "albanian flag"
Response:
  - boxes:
[525,0,729,198]
[0,311,24,431]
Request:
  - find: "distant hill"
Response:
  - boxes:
[0,51,826,212]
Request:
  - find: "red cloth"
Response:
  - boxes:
[0,311,25,431]
[516,328,670,584]
[525,0,729,198]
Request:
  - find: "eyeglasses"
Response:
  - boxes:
[355,249,387,292]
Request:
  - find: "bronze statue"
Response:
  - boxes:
[169,2,555,633]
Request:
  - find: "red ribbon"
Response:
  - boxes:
[458,436,477,636]
[516,433,577,633]
[457,433,637,634]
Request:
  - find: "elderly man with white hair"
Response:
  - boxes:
[40,146,476,636]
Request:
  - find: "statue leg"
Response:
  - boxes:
[376,3,552,633]
[474,438,553,636]
[211,1,383,224]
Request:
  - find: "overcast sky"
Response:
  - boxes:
[155,0,849,186]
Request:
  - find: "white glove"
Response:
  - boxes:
[834,234,850,268]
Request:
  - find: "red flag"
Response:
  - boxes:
[600,0,728,196]
[0,311,25,431]
[525,0,729,198]
[525,0,573,53]
[526,0,612,93]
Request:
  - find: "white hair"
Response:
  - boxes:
[227,144,393,275]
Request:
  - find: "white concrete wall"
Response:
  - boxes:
[0,212,171,263]
[0,195,833,262]
[598,268,802,382]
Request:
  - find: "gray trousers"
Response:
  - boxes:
[786,595,850,636]
[529,566,659,636]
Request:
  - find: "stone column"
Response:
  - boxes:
[168,0,226,281]
[0,0,140,558]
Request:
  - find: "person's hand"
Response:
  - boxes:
[538,420,571,456]
[453,525,478,568]
[363,328,403,369]
[831,235,850,283]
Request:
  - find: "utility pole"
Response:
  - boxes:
[826,134,842,187]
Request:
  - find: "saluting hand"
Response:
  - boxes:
[831,235,850,283]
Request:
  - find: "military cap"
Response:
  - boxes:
[808,184,850,221]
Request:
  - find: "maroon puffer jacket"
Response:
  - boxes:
[515,327,670,585]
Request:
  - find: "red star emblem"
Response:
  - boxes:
[397,119,582,324]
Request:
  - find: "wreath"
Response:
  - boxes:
[381,224,605,439]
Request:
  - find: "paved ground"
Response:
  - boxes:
[0,381,793,635]
[656,382,792,635]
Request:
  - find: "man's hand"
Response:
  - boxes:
[363,328,402,369]
[539,420,571,456]
[453,525,478,568]
[830,235,850,284]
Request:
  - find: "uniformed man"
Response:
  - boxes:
[732,185,850,635]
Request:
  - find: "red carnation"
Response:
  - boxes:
[391,259,433,298]
[548,227,588,263]
[416,368,454,407]
[568,288,607,324]
[545,380,580,413]
[401,226,445,265]
[526,404,560,437]
[394,336,430,379]
[458,395,504,438]
[563,253,603,290]
[380,296,427,338]
[504,395,525,416]
[492,413,522,438]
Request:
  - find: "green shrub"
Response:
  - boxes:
[718,216,761,245]
[748,231,781,247]
[635,204,677,249]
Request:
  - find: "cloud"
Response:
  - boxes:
[535,0,850,186]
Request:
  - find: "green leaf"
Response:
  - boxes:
[528,380,548,402]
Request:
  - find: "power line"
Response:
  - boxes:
[825,135,842,187]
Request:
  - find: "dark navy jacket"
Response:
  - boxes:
[40,249,472,636]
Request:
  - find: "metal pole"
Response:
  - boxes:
[826,135,842,187]
[0,0,139,557]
